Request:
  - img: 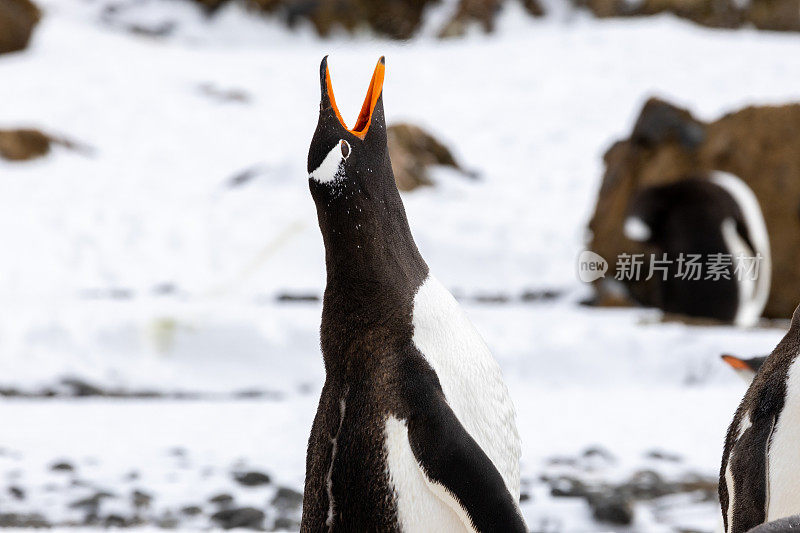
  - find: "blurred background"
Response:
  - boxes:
[1,0,800,530]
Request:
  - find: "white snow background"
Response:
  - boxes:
[2,0,800,530]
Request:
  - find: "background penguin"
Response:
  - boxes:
[722,353,768,383]
[720,305,800,533]
[624,172,771,326]
[301,56,526,532]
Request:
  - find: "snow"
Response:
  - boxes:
[2,0,800,530]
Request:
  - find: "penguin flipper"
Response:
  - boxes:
[723,410,777,533]
[405,394,526,533]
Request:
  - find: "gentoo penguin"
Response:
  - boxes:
[746,514,800,532]
[722,354,768,383]
[301,56,525,532]
[624,172,771,326]
[720,305,800,533]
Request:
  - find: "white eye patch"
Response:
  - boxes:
[310,140,350,184]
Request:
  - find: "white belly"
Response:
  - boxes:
[410,275,522,499]
[768,357,800,519]
[384,416,476,533]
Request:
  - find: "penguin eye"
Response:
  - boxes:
[340,140,350,160]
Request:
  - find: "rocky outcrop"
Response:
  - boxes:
[587,98,800,319]
[576,0,800,32]
[387,122,473,191]
[190,0,543,39]
[0,0,40,55]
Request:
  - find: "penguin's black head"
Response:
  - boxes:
[307,56,391,202]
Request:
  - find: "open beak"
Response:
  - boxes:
[721,354,750,371]
[322,56,385,139]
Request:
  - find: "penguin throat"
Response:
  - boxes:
[318,196,427,301]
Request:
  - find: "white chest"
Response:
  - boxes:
[409,275,521,499]
[768,355,800,520]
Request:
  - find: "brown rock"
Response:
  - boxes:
[387,123,467,191]
[0,0,40,55]
[0,129,50,161]
[587,97,800,319]
[576,0,800,31]
[439,0,544,38]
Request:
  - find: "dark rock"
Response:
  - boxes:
[519,491,531,502]
[132,488,152,508]
[274,515,300,530]
[158,513,179,529]
[209,493,235,507]
[234,471,272,487]
[625,469,673,499]
[60,377,106,397]
[587,491,634,525]
[210,507,265,530]
[8,485,24,500]
[103,514,129,528]
[645,449,683,462]
[0,513,50,528]
[549,476,588,498]
[69,490,115,511]
[275,292,320,302]
[0,0,40,55]
[199,83,251,104]
[51,460,75,472]
[271,486,303,513]
[181,505,203,516]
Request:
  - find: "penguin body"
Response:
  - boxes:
[301,57,524,533]
[720,306,800,533]
[624,172,770,326]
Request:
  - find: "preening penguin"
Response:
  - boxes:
[720,305,800,533]
[301,56,525,532]
[625,172,771,326]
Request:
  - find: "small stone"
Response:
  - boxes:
[210,507,265,530]
[50,460,75,472]
[181,505,203,516]
[234,471,272,487]
[271,487,303,512]
[132,489,152,508]
[209,493,234,507]
[587,491,634,525]
[8,486,24,500]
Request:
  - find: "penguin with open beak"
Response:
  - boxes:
[301,57,526,532]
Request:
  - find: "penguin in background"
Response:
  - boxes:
[722,354,768,383]
[302,57,526,532]
[624,172,771,327]
[720,305,800,533]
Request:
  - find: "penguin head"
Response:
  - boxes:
[307,56,391,202]
[721,353,767,383]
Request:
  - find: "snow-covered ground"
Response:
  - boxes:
[2,0,800,530]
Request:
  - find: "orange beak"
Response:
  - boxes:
[325,57,385,139]
[721,354,750,370]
